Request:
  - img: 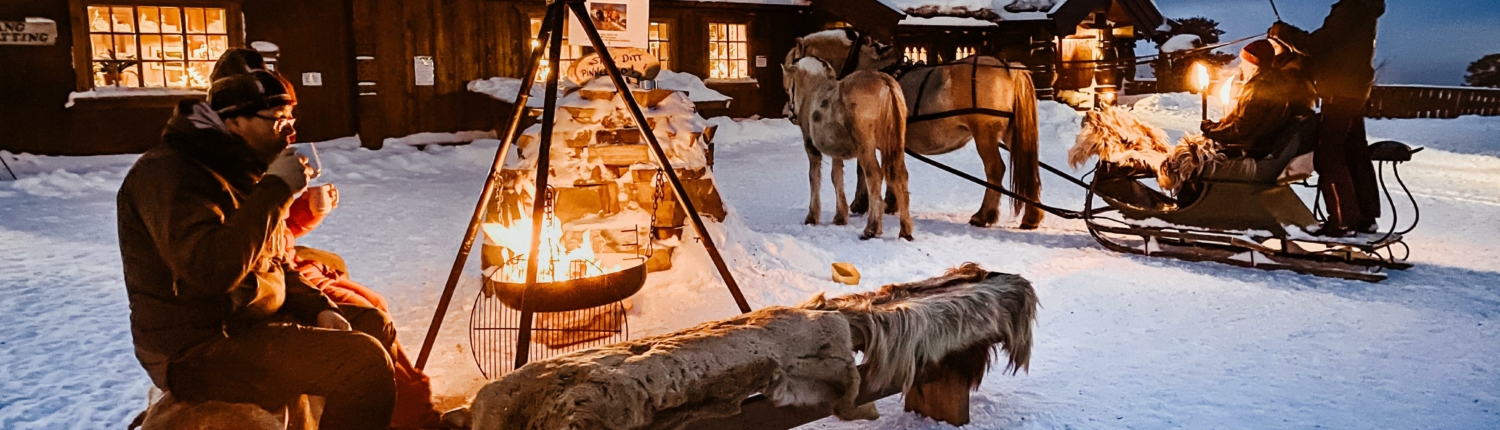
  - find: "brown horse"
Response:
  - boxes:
[783,56,913,240]
[787,31,1044,229]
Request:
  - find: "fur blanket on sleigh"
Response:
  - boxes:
[469,263,1038,430]
[1071,106,1225,195]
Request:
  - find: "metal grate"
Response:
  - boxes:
[468,284,630,379]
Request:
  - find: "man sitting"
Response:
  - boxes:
[1201,40,1317,159]
[118,70,396,429]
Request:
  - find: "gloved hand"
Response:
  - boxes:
[266,147,311,192]
[1200,120,1218,133]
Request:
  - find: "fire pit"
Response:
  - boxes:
[486,262,646,313]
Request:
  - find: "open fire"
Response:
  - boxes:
[481,211,621,284]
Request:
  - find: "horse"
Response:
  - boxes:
[785,30,1045,229]
[782,56,913,240]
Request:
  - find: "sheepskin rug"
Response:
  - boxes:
[469,307,874,430]
[1072,106,1227,195]
[799,263,1038,393]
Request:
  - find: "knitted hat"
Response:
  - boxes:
[1240,40,1276,66]
[209,70,297,119]
[210,48,268,82]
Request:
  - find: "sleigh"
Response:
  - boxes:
[1080,115,1420,282]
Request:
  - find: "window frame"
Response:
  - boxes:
[705,21,750,82]
[68,0,243,94]
[646,18,675,72]
[529,15,589,83]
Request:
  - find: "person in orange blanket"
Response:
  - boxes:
[283,185,452,429]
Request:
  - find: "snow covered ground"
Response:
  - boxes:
[3,97,1499,428]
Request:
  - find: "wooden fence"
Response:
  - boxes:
[1365,85,1500,119]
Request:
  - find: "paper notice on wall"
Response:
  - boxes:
[1,18,58,46]
[302,72,323,87]
[414,56,435,86]
[568,0,648,48]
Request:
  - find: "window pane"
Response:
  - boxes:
[140,62,165,87]
[113,35,138,59]
[188,62,213,88]
[138,7,161,33]
[141,35,163,60]
[208,36,229,61]
[111,7,135,33]
[160,7,182,33]
[88,6,112,32]
[185,8,206,34]
[188,35,209,60]
[164,61,187,88]
[120,64,142,87]
[91,34,115,59]
[163,35,185,60]
[206,9,227,33]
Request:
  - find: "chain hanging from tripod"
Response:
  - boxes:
[645,168,667,258]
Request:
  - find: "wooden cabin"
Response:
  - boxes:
[1,0,1155,156]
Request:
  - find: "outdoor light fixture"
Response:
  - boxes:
[1192,63,1210,121]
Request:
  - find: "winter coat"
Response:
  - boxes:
[117,100,337,387]
[1204,63,1317,158]
[1270,0,1385,100]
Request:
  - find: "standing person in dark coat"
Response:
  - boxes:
[116,70,396,429]
[1270,0,1386,235]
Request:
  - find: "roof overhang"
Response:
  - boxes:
[1051,0,1163,37]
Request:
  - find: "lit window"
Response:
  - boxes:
[530,18,585,82]
[648,22,671,71]
[955,46,976,60]
[708,23,748,80]
[904,46,929,65]
[85,5,229,89]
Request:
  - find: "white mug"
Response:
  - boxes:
[307,184,336,214]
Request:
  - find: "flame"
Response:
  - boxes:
[1191,63,1210,92]
[482,211,617,284]
[1220,76,1236,108]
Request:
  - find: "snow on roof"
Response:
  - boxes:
[885,0,1058,22]
[1160,34,1202,53]
[899,16,999,27]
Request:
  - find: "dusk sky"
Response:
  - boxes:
[1153,0,1500,86]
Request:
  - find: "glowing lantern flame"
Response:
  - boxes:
[1220,77,1235,108]
[1191,63,1210,93]
[482,211,618,284]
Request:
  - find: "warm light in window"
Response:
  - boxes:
[708,23,747,79]
[955,46,975,60]
[86,4,228,89]
[904,46,928,65]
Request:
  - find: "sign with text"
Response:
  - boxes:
[414,56,435,86]
[567,0,648,48]
[568,48,661,85]
[1,18,58,46]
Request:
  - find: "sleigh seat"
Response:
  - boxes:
[1097,115,1322,236]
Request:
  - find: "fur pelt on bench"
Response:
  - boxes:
[799,263,1038,393]
[470,307,875,430]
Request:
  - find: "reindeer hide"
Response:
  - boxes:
[1070,105,1172,171]
[799,263,1038,394]
[1157,134,1228,194]
[470,307,876,430]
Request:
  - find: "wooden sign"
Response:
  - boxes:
[1,18,57,46]
[568,48,661,85]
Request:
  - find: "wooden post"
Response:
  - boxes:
[902,343,990,426]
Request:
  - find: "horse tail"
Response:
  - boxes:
[1008,68,1042,219]
[880,75,908,158]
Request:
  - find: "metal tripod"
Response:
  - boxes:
[414,0,751,371]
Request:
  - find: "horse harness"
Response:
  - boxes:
[904,56,1018,124]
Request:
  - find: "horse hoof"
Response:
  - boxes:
[900,233,914,241]
[968,218,991,228]
[833,216,849,226]
[1018,222,1040,230]
[804,215,819,225]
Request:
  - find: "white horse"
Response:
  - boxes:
[787,30,1045,229]
[782,56,913,240]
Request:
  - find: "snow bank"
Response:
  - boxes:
[383,131,497,147]
[704,116,803,149]
[467,77,548,108]
[652,71,732,103]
